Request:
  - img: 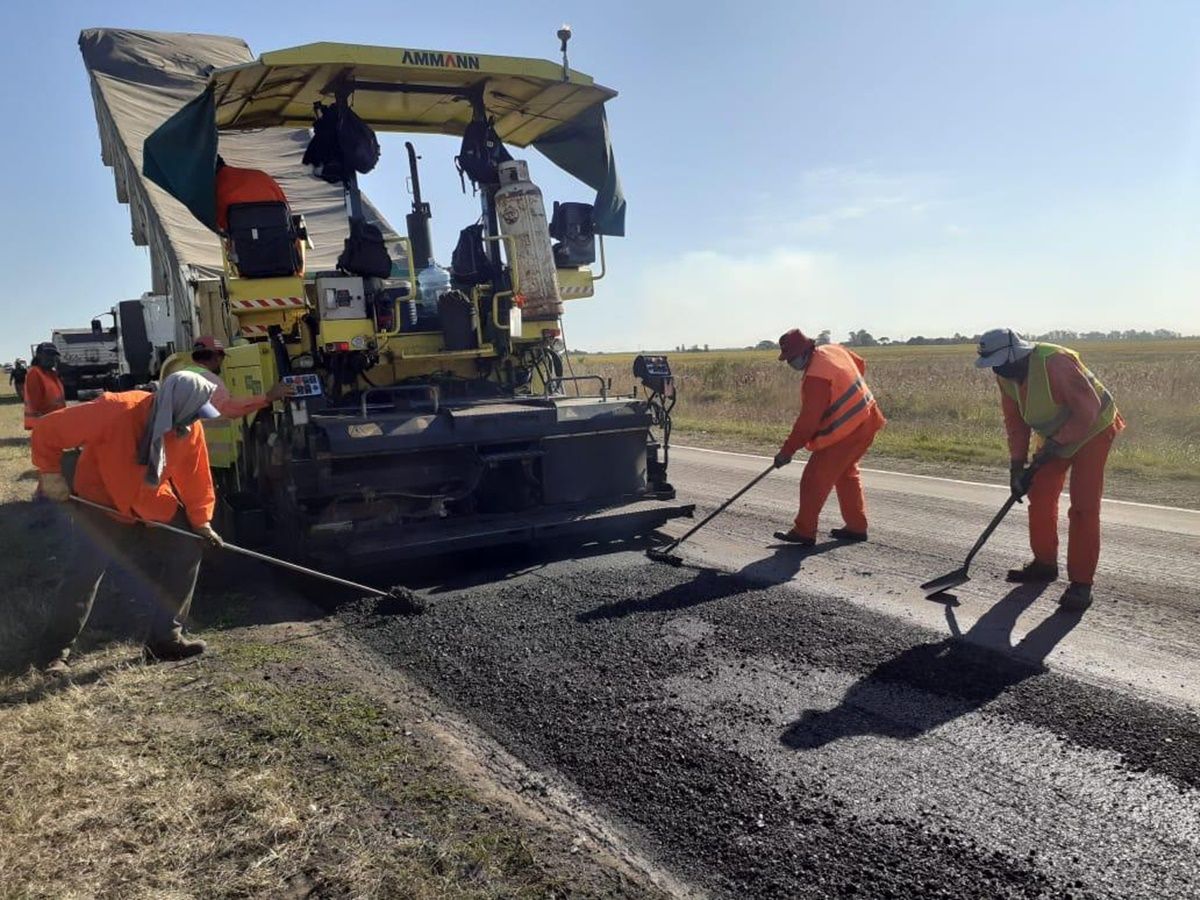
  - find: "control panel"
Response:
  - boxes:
[282,373,323,397]
[633,354,673,393]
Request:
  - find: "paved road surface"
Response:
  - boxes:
[664,445,1200,709]
[342,447,1200,898]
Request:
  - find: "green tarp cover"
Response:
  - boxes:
[533,105,626,237]
[143,86,218,231]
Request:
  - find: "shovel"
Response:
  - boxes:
[69,495,423,614]
[920,460,1042,597]
[647,463,777,566]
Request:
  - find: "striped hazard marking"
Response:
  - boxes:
[229,297,307,311]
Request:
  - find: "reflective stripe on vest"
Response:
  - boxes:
[999,343,1117,457]
[804,345,877,451]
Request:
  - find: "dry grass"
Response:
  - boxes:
[575,341,1200,507]
[0,639,619,899]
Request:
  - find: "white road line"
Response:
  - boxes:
[672,444,1200,515]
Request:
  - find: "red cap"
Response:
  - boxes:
[193,335,226,356]
[778,329,814,362]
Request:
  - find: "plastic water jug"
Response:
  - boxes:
[416,262,450,318]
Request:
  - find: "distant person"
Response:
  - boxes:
[23,343,66,430]
[186,336,294,419]
[975,328,1123,610]
[30,371,224,675]
[214,156,289,231]
[772,329,887,546]
[9,358,28,401]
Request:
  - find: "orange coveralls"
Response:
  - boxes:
[23,365,66,430]
[31,392,215,528]
[1001,354,1124,585]
[781,347,887,539]
[215,165,289,231]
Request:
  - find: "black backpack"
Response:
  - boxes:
[303,103,381,183]
[450,223,496,287]
[338,104,380,175]
[338,219,392,279]
[455,120,512,187]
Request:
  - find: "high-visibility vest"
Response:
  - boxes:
[23,366,66,430]
[804,344,878,451]
[998,343,1117,457]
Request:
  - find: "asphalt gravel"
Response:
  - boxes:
[340,549,1200,899]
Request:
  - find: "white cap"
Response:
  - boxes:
[975,328,1035,368]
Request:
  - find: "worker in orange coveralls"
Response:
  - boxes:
[976,328,1123,611]
[772,329,887,547]
[23,343,66,430]
[31,371,224,676]
[214,156,289,231]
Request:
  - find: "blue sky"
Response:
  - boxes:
[2,0,1200,360]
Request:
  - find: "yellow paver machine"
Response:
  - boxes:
[81,29,689,567]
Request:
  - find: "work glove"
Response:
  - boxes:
[774,451,793,469]
[194,523,224,549]
[39,473,70,502]
[1032,438,1064,466]
[1009,460,1027,497]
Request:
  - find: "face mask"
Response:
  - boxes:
[787,348,816,372]
[174,415,200,437]
[994,359,1025,380]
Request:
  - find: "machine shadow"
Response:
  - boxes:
[577,541,842,623]
[780,583,1085,750]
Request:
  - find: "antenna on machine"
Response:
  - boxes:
[557,24,572,81]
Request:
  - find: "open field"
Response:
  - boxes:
[574,340,1200,508]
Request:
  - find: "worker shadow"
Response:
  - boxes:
[779,583,1085,750]
[577,541,841,623]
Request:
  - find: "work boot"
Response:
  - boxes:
[43,656,71,678]
[773,529,816,547]
[144,635,207,662]
[1005,560,1059,583]
[830,527,868,542]
[1059,582,1093,611]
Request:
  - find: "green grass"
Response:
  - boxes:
[576,340,1200,503]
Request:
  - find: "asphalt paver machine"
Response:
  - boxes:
[84,30,689,567]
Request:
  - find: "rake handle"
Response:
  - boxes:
[662,463,777,554]
[961,457,1045,569]
[68,495,391,598]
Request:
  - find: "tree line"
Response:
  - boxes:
[752,327,1192,349]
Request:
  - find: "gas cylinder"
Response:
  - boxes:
[495,160,563,321]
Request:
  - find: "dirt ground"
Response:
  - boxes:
[0,389,674,899]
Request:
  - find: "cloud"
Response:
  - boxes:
[744,167,946,241]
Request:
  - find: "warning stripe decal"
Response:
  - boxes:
[229,297,306,310]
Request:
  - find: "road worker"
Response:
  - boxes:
[23,343,66,430]
[773,329,887,547]
[186,335,294,419]
[9,358,28,400]
[31,371,224,675]
[976,329,1123,610]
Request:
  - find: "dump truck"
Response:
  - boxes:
[51,323,120,398]
[50,294,177,397]
[81,29,689,567]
